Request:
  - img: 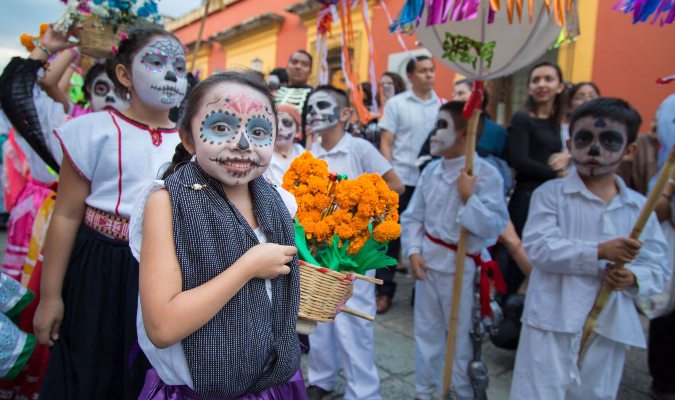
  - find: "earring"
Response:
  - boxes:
[125,90,131,101]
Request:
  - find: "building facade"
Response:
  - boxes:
[168,0,674,128]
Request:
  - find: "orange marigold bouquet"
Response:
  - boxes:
[282,152,400,274]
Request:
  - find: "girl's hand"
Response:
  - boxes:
[241,243,297,279]
[40,25,76,54]
[33,296,64,346]
[604,266,637,291]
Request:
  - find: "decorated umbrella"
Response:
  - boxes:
[389,1,575,398]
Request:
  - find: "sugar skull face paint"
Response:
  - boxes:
[90,72,130,112]
[131,37,187,110]
[429,110,457,156]
[192,83,275,187]
[570,116,628,178]
[276,111,297,148]
[307,91,340,134]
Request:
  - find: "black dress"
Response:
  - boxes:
[505,111,561,292]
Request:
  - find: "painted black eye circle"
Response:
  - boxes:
[436,119,448,129]
[572,130,594,148]
[282,119,294,128]
[93,82,110,96]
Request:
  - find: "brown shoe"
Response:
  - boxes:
[376,294,392,314]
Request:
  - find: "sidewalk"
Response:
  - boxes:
[301,271,654,399]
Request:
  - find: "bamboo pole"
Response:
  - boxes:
[189,0,211,73]
[579,146,675,358]
[442,108,481,398]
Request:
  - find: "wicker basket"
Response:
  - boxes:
[79,17,125,58]
[297,261,382,334]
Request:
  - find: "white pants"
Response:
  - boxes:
[510,324,628,400]
[414,267,476,400]
[308,270,380,400]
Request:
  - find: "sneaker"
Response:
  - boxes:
[306,385,332,400]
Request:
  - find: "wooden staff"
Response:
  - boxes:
[442,107,481,398]
[579,146,675,358]
[189,0,211,73]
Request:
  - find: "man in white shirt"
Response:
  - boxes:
[377,55,440,312]
[305,85,403,400]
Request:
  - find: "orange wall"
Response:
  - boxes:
[591,0,674,130]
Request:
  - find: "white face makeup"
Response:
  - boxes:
[90,72,130,112]
[306,91,340,134]
[276,111,297,149]
[570,116,629,178]
[131,38,187,110]
[192,83,275,187]
[429,110,457,156]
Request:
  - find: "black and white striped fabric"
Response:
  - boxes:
[165,161,301,398]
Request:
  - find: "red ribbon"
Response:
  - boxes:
[462,80,484,120]
[425,231,506,318]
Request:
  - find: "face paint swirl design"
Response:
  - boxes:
[191,85,276,187]
[131,38,187,110]
[570,116,629,178]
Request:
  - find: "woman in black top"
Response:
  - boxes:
[505,61,567,293]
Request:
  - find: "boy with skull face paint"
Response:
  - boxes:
[510,98,670,400]
[305,86,403,400]
[400,101,508,400]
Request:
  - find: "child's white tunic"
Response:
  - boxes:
[400,156,508,400]
[307,134,392,400]
[511,170,669,400]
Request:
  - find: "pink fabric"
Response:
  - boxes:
[1,180,52,281]
[2,129,29,212]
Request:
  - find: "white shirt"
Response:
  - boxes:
[310,133,392,179]
[378,90,440,186]
[263,143,304,186]
[55,109,180,218]
[401,156,508,273]
[522,171,670,347]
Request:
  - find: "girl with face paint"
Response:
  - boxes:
[263,103,305,186]
[130,71,307,399]
[33,26,186,400]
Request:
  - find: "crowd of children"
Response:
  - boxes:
[0,19,671,400]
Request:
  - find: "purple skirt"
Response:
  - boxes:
[138,368,308,400]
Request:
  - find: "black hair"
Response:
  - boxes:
[382,71,406,94]
[522,61,566,131]
[270,67,289,85]
[312,85,350,108]
[289,50,313,71]
[163,70,277,179]
[455,79,474,89]
[406,55,433,75]
[439,101,484,141]
[82,62,108,101]
[568,81,601,105]
[106,25,182,97]
[569,97,642,144]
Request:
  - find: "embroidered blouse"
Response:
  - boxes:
[54,109,179,218]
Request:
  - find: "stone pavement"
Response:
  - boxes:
[301,271,654,400]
